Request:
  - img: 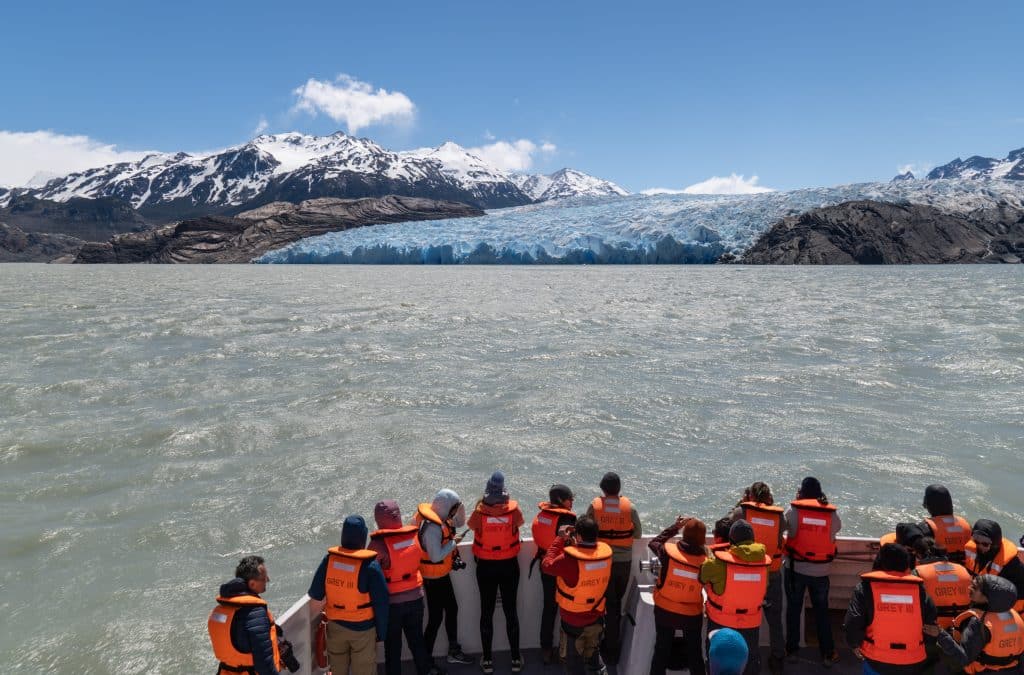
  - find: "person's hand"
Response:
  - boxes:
[454,531,465,544]
[853,648,864,660]
[922,624,941,638]
[558,525,575,541]
[674,515,688,529]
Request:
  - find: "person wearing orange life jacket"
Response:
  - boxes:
[649,516,708,675]
[414,489,473,667]
[930,574,1024,675]
[844,544,939,675]
[729,481,786,673]
[531,483,577,665]
[468,471,525,674]
[208,555,293,675]
[963,520,1024,614]
[700,519,771,675]
[307,515,389,675]
[920,484,972,565]
[911,537,972,631]
[542,515,613,675]
[783,476,842,668]
[877,522,929,554]
[586,471,642,665]
[369,500,442,675]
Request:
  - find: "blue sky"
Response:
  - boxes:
[1,0,1022,191]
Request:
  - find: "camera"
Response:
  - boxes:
[279,638,301,673]
[451,551,467,571]
[639,556,662,577]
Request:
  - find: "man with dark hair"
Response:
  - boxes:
[543,515,613,675]
[208,555,287,675]
[531,483,577,664]
[844,543,938,675]
[919,485,971,564]
[587,471,641,664]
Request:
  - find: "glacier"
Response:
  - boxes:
[256,179,1024,264]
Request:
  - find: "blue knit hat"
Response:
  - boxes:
[485,470,506,496]
[709,628,749,675]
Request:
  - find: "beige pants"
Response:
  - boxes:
[326,621,377,675]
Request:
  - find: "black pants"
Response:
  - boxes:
[540,570,559,649]
[385,597,432,675]
[475,557,520,660]
[424,575,459,655]
[650,613,704,675]
[602,559,631,658]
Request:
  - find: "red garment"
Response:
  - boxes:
[542,536,605,627]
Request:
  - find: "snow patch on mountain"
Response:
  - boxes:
[256,179,1024,265]
[511,168,628,201]
[927,147,1024,181]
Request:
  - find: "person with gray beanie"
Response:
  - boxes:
[783,476,842,668]
[468,471,525,673]
[586,471,642,665]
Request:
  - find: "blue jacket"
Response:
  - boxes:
[218,578,281,675]
[308,515,390,640]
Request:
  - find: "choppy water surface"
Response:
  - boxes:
[1,265,1022,673]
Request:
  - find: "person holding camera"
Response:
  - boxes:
[649,516,708,675]
[416,489,473,666]
[469,470,525,674]
[307,515,389,675]
[542,516,613,675]
[208,555,300,675]
[531,484,577,665]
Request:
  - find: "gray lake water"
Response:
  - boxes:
[1,265,1022,673]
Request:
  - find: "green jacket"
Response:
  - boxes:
[699,542,768,596]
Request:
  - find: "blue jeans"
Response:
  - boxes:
[784,568,835,656]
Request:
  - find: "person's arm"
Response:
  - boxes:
[364,560,390,641]
[243,606,282,675]
[920,585,938,626]
[699,557,726,596]
[649,519,683,555]
[367,538,390,570]
[541,534,576,581]
[831,510,842,538]
[513,505,525,529]
[307,556,328,601]
[843,582,868,656]
[631,505,643,539]
[729,505,744,522]
[1000,555,1024,601]
[936,616,986,666]
[421,523,452,562]
[585,503,595,519]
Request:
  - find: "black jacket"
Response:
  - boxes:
[937,575,1020,669]
[219,578,281,675]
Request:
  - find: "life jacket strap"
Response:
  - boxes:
[218,664,256,674]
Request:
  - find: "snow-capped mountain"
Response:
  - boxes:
[891,171,915,182]
[926,147,1024,181]
[511,168,629,201]
[4,132,624,218]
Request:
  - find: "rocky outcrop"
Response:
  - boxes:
[73,195,484,264]
[0,222,84,262]
[0,194,149,241]
[738,200,1024,264]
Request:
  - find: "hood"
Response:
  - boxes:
[923,484,954,517]
[431,489,465,528]
[896,522,929,547]
[374,499,403,530]
[972,519,1002,542]
[218,577,252,598]
[979,574,1018,613]
[341,515,369,549]
[730,542,767,563]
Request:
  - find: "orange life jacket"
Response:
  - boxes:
[964,539,1024,613]
[591,495,634,549]
[786,499,838,564]
[531,502,576,556]
[324,547,378,622]
[370,525,423,594]
[208,594,281,674]
[472,500,522,561]
[653,541,706,616]
[740,501,785,572]
[925,515,971,560]
[556,542,613,614]
[915,560,972,629]
[704,548,770,630]
[415,503,455,579]
[953,608,1024,674]
[879,532,897,547]
[860,571,927,666]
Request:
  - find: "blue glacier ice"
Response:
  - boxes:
[256,180,1024,264]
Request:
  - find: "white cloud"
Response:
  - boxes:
[292,74,416,134]
[896,162,932,178]
[0,130,152,187]
[642,173,775,195]
[253,117,269,136]
[466,139,557,172]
